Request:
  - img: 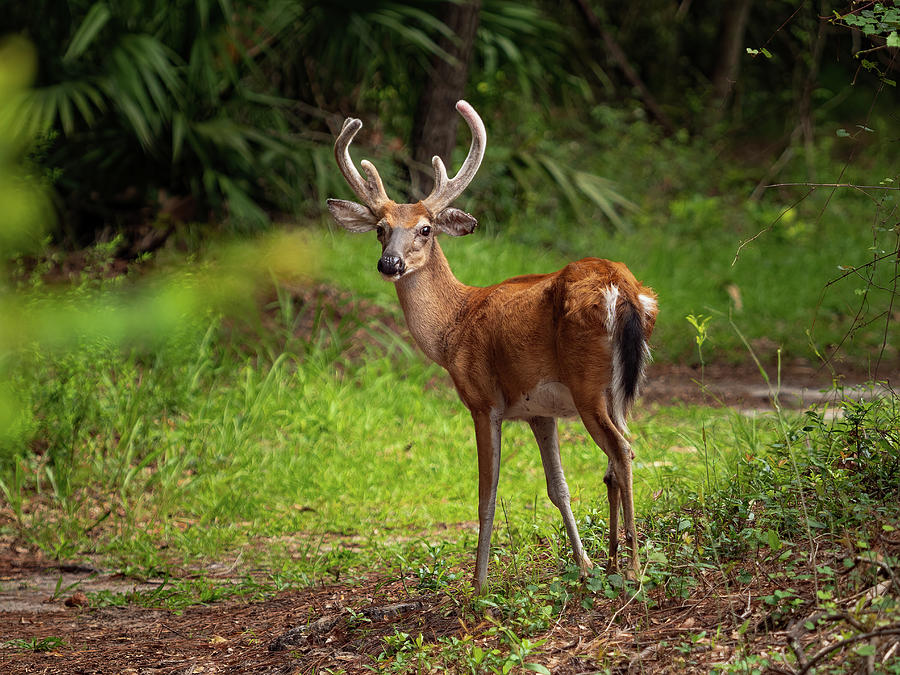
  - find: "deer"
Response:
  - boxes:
[326,100,657,594]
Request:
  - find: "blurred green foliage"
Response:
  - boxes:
[0,33,317,455]
[0,36,53,256]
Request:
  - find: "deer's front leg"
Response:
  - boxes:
[472,409,502,594]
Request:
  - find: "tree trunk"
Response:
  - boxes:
[708,0,753,123]
[799,1,829,181]
[407,0,482,202]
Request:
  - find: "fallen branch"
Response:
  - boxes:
[798,626,900,675]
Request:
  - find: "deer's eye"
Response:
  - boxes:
[420,225,432,237]
[376,224,385,237]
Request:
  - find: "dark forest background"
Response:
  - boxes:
[1,0,896,249]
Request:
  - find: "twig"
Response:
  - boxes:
[799,626,900,675]
[756,2,808,57]
[397,559,411,598]
[628,642,662,672]
[750,125,803,201]
[763,182,900,191]
[733,190,814,265]
[604,562,648,633]
[501,499,519,580]
[852,555,899,594]
[224,550,244,575]
[788,631,810,670]
[161,622,191,639]
[876,231,899,377]
[883,639,899,664]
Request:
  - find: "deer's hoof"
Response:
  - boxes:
[578,554,594,578]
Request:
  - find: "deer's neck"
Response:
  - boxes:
[394,239,470,367]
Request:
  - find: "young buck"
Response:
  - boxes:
[327,101,657,593]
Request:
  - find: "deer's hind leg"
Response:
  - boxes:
[529,416,592,575]
[571,390,640,579]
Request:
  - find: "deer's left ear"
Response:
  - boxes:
[327,198,379,232]
[434,207,477,237]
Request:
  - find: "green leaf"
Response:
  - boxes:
[647,549,668,564]
[524,664,551,675]
[836,128,850,137]
[889,32,900,48]
[64,3,112,63]
[746,47,773,59]
[767,529,782,551]
[172,112,186,162]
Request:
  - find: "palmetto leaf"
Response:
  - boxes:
[63,2,112,63]
[571,171,638,232]
[14,80,106,138]
[10,0,307,231]
[512,151,636,232]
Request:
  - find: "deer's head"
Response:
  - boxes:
[326,101,486,281]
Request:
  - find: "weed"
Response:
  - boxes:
[4,636,66,652]
[372,630,434,672]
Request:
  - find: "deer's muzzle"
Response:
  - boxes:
[377,254,404,277]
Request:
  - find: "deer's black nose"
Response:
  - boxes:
[378,255,404,276]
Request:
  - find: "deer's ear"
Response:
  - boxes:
[434,207,477,237]
[327,199,379,232]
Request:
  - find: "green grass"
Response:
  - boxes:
[1,305,745,576]
[2,201,896,578]
[3,636,67,653]
[2,276,885,579]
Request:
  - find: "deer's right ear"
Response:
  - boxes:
[326,198,379,232]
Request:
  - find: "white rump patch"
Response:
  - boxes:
[602,285,620,335]
[638,293,657,318]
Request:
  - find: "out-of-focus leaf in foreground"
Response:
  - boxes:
[0,36,315,449]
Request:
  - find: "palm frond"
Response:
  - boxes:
[17,80,107,137]
[63,2,112,63]
[508,151,637,232]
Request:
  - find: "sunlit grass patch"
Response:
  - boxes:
[1,299,780,581]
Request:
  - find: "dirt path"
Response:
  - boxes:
[642,361,893,412]
[4,539,897,674]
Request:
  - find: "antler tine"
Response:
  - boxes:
[334,117,390,211]
[421,100,487,215]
